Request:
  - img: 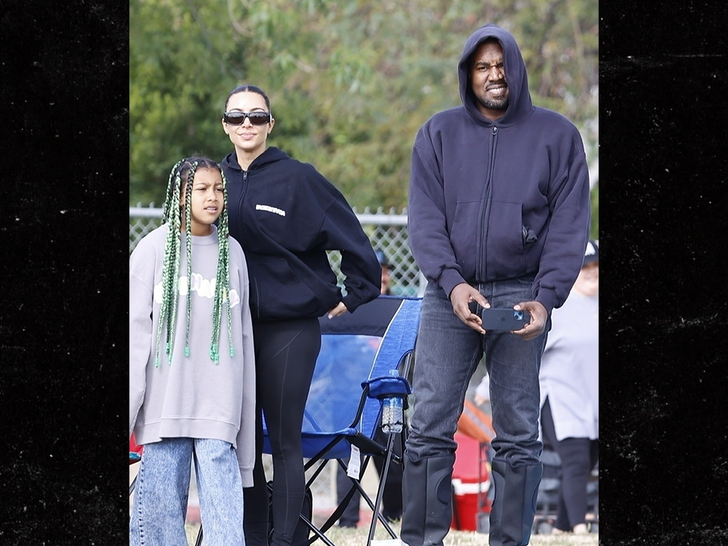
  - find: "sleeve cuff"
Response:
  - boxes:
[439,269,467,299]
[535,289,559,315]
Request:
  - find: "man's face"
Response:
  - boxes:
[470,40,508,120]
[380,264,391,295]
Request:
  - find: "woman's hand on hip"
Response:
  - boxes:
[327,301,348,319]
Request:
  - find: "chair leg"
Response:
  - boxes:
[366,433,399,546]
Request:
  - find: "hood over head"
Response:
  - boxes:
[458,24,533,125]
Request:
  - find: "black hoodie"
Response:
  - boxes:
[222,147,381,322]
[408,24,591,313]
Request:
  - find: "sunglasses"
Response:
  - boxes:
[223,111,272,126]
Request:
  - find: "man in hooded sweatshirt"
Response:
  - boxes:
[402,24,591,546]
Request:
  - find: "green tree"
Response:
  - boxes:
[130,0,248,203]
[131,0,598,235]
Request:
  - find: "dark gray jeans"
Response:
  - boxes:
[406,278,547,466]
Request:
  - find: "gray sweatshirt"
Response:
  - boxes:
[129,225,256,486]
[539,290,599,441]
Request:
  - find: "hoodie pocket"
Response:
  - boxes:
[486,201,527,278]
[450,200,482,278]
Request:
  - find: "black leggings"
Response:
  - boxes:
[243,317,321,546]
[541,398,599,531]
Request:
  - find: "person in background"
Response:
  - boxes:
[129,157,256,546]
[539,240,599,535]
[376,250,394,296]
[473,373,490,407]
[335,249,403,528]
[403,23,590,546]
[219,84,381,546]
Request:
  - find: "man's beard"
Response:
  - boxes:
[478,96,509,111]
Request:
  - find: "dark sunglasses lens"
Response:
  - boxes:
[224,112,246,125]
[247,112,270,125]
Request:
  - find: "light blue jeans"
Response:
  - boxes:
[130,438,244,546]
[406,278,547,466]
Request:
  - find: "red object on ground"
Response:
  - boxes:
[129,433,143,464]
[451,432,491,531]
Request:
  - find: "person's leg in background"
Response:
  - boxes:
[336,461,361,527]
[540,398,597,534]
[539,397,568,532]
[129,438,192,546]
[193,438,244,546]
[553,437,594,533]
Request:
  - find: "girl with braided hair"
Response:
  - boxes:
[129,157,256,546]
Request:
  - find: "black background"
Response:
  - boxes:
[1,0,727,544]
[599,2,728,544]
[0,2,129,543]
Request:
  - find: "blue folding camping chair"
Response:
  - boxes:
[263,295,421,546]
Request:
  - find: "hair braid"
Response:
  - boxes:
[209,223,223,363]
[183,162,197,358]
[161,159,183,227]
[155,165,184,366]
[155,159,185,365]
[165,169,183,363]
[210,167,234,363]
[220,170,235,358]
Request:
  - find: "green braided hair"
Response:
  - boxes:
[154,157,235,367]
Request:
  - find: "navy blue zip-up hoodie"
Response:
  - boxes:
[408,24,590,313]
[222,147,381,322]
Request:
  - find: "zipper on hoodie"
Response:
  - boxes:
[476,126,498,282]
[239,169,261,319]
[235,170,249,222]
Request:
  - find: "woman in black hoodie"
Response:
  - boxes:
[220,84,381,546]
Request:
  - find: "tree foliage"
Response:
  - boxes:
[131,0,598,234]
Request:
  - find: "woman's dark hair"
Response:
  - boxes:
[156,157,234,366]
[224,84,271,115]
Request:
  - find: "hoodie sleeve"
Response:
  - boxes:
[316,176,381,312]
[129,240,155,439]
[533,129,591,313]
[233,246,257,487]
[408,124,466,297]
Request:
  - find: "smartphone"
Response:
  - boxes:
[480,308,531,331]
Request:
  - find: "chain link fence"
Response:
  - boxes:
[130,204,426,297]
